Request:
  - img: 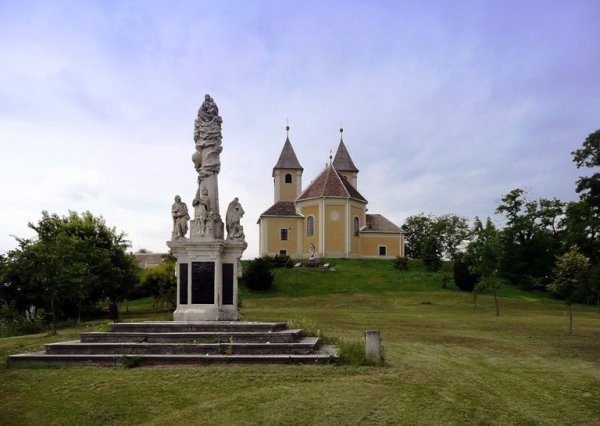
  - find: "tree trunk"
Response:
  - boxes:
[569,304,573,336]
[493,284,500,316]
[50,297,57,336]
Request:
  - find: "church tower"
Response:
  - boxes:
[273,126,303,202]
[332,128,359,189]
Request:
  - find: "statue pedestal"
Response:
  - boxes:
[167,238,246,321]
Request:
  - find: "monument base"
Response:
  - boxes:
[167,238,246,322]
[173,305,239,321]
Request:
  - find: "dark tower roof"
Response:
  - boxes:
[332,129,358,173]
[273,126,303,176]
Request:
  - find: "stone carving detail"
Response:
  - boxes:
[171,195,189,239]
[193,94,223,178]
[226,197,245,242]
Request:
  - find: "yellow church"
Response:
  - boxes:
[258,127,405,259]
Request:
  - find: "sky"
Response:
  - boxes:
[1,0,599,259]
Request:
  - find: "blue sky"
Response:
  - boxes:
[1,0,599,258]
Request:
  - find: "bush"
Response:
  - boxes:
[263,254,294,269]
[392,256,409,271]
[0,301,46,336]
[242,257,274,291]
[453,257,480,292]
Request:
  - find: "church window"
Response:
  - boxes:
[379,246,387,256]
[279,249,287,255]
[285,173,292,183]
[280,229,288,241]
[306,216,314,237]
[353,217,360,236]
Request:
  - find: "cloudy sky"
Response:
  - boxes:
[1,0,599,258]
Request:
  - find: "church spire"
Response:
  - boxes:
[332,128,359,173]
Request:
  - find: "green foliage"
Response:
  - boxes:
[421,235,443,271]
[572,129,600,204]
[0,211,138,333]
[392,256,409,270]
[402,213,469,261]
[262,254,294,269]
[242,257,274,291]
[495,189,565,288]
[453,255,480,292]
[138,261,176,311]
[0,300,46,337]
[548,246,590,304]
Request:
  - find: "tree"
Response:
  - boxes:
[401,214,435,259]
[572,129,600,204]
[139,261,176,310]
[467,217,503,315]
[402,213,470,264]
[495,189,564,288]
[1,211,138,332]
[548,246,590,335]
[567,130,600,264]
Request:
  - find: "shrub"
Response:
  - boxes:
[262,254,294,269]
[392,256,409,271]
[242,257,274,291]
[453,257,480,292]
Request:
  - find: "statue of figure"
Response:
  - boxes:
[226,197,245,241]
[193,94,223,178]
[171,195,190,239]
[309,242,315,260]
[192,185,210,236]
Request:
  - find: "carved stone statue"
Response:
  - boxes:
[192,185,210,236]
[193,94,223,178]
[226,197,245,241]
[309,242,315,259]
[171,195,190,239]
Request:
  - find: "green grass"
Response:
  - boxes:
[1,259,599,425]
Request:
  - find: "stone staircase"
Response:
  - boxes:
[9,321,337,366]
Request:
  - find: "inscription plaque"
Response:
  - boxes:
[179,263,188,304]
[222,263,234,305]
[191,261,215,304]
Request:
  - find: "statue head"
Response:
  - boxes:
[174,195,181,203]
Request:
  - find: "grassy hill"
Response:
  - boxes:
[1,259,598,425]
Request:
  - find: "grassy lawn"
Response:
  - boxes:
[1,260,599,425]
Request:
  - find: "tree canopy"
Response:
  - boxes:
[0,211,138,332]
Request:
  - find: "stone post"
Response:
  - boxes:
[365,330,382,363]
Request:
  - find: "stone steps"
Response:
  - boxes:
[45,337,319,355]
[9,321,337,366]
[109,321,288,333]
[80,329,302,343]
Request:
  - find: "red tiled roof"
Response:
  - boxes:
[260,201,300,217]
[362,214,403,234]
[297,165,367,202]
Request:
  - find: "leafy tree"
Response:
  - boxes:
[495,189,564,288]
[242,257,274,291]
[453,255,480,292]
[0,211,138,332]
[567,130,600,264]
[548,246,590,335]
[572,129,600,204]
[467,217,503,315]
[139,261,176,310]
[402,213,470,264]
[401,214,435,259]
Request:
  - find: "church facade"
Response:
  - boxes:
[258,128,405,259]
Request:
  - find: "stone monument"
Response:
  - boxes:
[167,94,247,321]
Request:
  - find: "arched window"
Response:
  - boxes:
[353,217,360,236]
[285,173,292,183]
[306,216,314,237]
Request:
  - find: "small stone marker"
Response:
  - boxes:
[365,330,382,363]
